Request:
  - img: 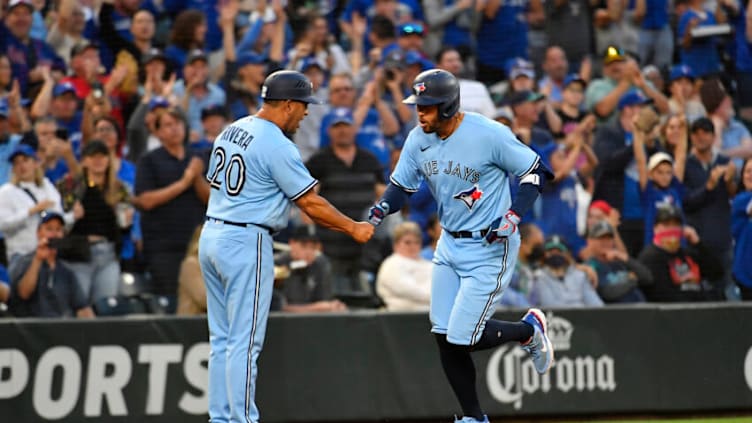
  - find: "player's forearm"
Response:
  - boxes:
[296,192,358,236]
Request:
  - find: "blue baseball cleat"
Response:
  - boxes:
[454,415,489,422]
[520,308,554,374]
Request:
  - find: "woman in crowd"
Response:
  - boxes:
[0,145,71,265]
[56,140,131,303]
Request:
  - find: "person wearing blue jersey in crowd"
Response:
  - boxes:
[633,0,672,69]
[732,159,752,300]
[0,0,66,97]
[733,1,752,122]
[199,70,373,423]
[677,0,728,78]
[368,69,554,423]
[475,0,543,86]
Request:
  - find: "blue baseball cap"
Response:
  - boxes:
[617,90,652,110]
[148,96,170,111]
[7,144,37,163]
[563,74,587,88]
[326,107,354,129]
[506,57,535,80]
[405,50,433,70]
[39,211,64,226]
[53,82,76,98]
[236,51,265,67]
[669,64,695,82]
[299,57,325,73]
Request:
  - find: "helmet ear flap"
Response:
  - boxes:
[439,93,460,120]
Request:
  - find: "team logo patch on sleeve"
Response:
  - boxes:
[454,184,483,210]
[414,82,426,95]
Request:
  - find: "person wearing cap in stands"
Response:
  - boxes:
[273,225,345,313]
[592,89,664,257]
[55,140,130,304]
[505,58,536,95]
[555,74,591,138]
[306,107,386,294]
[584,220,650,303]
[585,45,668,124]
[30,80,84,155]
[125,95,179,162]
[667,64,706,122]
[397,22,426,54]
[507,90,555,153]
[684,116,738,300]
[174,49,226,140]
[531,235,604,307]
[7,211,95,318]
[632,109,687,246]
[0,144,71,265]
[0,0,66,96]
[580,199,629,261]
[436,47,495,118]
[637,204,723,302]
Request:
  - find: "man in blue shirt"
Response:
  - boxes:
[0,0,66,96]
[173,50,227,140]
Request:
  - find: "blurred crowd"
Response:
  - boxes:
[0,0,751,318]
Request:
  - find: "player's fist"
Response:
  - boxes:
[368,201,390,226]
[483,210,520,246]
[351,221,375,243]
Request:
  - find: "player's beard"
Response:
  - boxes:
[420,120,437,133]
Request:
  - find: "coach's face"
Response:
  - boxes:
[416,104,439,134]
[283,100,309,134]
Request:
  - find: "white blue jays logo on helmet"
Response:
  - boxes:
[454,184,483,210]
[414,82,426,95]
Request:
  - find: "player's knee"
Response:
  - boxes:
[435,333,472,353]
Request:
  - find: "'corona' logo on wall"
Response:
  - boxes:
[485,312,617,409]
[744,347,752,391]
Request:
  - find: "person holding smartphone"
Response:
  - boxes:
[6,212,95,318]
[32,116,80,184]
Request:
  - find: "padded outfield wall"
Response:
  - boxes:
[1,304,752,422]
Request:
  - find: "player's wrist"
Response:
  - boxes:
[505,210,520,224]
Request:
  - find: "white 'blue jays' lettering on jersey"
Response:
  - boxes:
[391,112,538,232]
[205,116,318,231]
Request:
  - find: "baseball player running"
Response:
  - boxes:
[368,69,555,423]
[199,70,374,423]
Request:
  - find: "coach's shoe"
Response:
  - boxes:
[454,415,489,422]
[520,308,554,374]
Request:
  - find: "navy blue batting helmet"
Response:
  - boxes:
[403,69,460,120]
[261,70,325,104]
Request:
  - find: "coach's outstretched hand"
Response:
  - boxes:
[368,201,390,226]
[483,210,521,246]
[351,221,375,243]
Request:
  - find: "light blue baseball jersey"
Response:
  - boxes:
[390,112,539,232]
[205,116,318,231]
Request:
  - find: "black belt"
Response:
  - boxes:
[206,217,273,234]
[447,228,490,239]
